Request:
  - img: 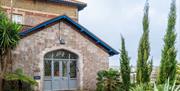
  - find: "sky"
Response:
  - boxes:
[79,0,180,66]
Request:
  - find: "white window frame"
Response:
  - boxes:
[12,13,24,24]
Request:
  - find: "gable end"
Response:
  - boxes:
[19,15,119,56]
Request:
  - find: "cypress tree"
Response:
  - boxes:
[158,0,177,84]
[136,0,152,84]
[120,35,130,91]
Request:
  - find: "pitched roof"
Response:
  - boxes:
[20,15,119,56]
[45,0,87,11]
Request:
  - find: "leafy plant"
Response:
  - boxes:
[5,69,37,85]
[131,79,180,91]
[130,83,152,91]
[154,78,180,91]
[96,68,121,91]
[130,84,145,91]
[3,69,37,91]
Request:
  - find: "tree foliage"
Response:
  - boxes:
[0,9,21,77]
[0,9,22,91]
[120,35,131,91]
[176,63,180,84]
[157,0,177,84]
[136,0,152,84]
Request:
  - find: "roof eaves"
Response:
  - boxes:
[64,16,119,56]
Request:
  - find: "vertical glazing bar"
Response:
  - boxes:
[51,53,53,91]
[68,53,71,89]
[59,61,61,78]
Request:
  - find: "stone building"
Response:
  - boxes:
[1,0,119,91]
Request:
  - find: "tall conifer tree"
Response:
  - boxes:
[120,36,130,91]
[136,0,152,84]
[158,0,177,84]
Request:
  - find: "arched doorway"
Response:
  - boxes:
[43,49,78,91]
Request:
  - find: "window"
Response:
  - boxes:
[44,50,78,59]
[12,14,23,24]
[44,50,78,78]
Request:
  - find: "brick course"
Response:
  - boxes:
[1,0,78,26]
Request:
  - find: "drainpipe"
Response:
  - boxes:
[10,0,13,21]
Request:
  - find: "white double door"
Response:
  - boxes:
[44,59,77,91]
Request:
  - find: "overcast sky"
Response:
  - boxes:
[79,0,180,66]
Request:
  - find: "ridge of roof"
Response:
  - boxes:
[19,15,119,56]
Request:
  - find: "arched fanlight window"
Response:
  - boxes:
[44,49,78,59]
[44,49,78,78]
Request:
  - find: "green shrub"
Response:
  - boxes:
[4,80,34,91]
[130,83,152,91]
[3,68,37,91]
[131,79,180,91]
[96,68,122,91]
[154,78,180,91]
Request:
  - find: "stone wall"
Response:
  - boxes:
[1,0,78,26]
[12,21,109,91]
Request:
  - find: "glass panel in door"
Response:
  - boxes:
[44,60,52,91]
[52,61,61,90]
[70,61,77,79]
[69,60,77,89]
[62,61,68,77]
[59,60,69,90]
[54,61,59,76]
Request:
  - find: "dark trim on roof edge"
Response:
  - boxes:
[19,15,119,56]
[33,0,87,11]
[48,0,87,11]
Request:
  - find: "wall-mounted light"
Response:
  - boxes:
[59,38,65,44]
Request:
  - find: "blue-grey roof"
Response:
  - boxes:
[20,15,119,56]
